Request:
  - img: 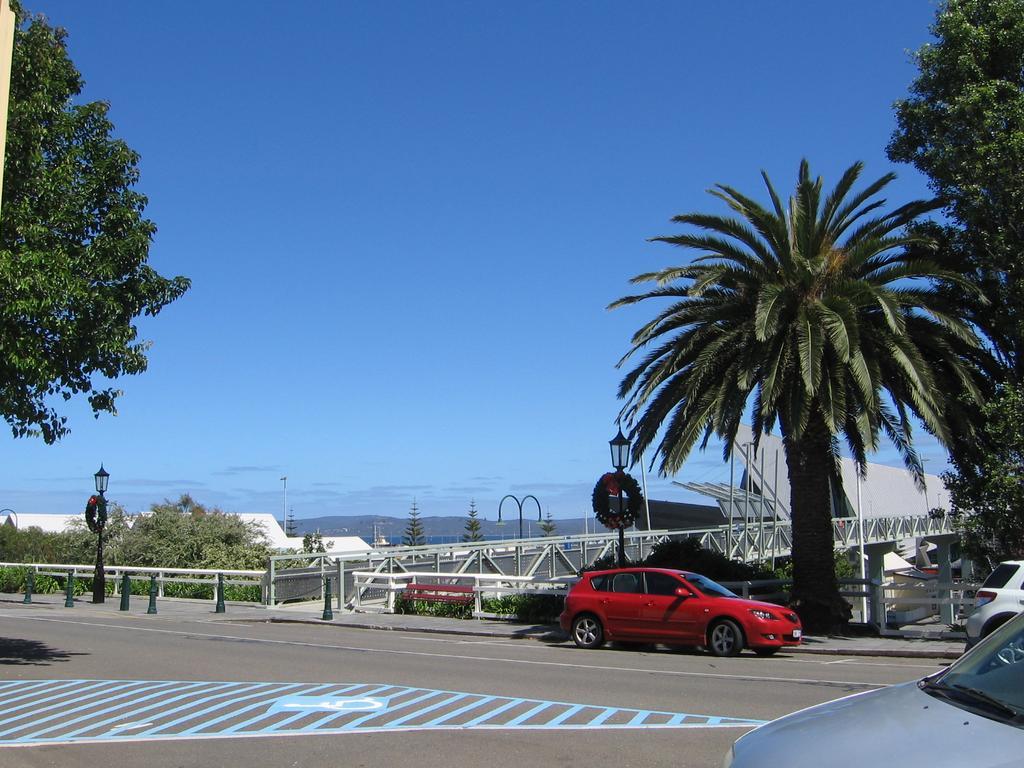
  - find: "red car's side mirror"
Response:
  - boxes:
[674,587,695,598]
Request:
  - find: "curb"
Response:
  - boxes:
[263,616,565,641]
[790,645,962,660]
[261,616,964,658]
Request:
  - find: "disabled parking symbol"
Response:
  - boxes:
[269,695,385,713]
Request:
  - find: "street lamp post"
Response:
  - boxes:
[91,465,109,604]
[609,427,631,567]
[497,494,542,540]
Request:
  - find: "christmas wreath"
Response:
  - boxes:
[591,471,644,530]
[85,494,107,534]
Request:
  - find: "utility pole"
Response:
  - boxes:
[280,476,288,531]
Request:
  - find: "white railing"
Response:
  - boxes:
[0,562,267,604]
[350,570,574,617]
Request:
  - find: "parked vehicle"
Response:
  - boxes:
[966,560,1024,650]
[722,609,1024,767]
[558,567,801,657]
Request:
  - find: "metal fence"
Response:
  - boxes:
[266,513,957,610]
[0,561,267,604]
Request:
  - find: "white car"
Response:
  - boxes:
[722,610,1024,767]
[966,560,1024,650]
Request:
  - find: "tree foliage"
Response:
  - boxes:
[944,385,1024,561]
[889,0,1024,380]
[403,499,426,547]
[114,495,271,570]
[0,2,190,442]
[539,512,557,537]
[612,160,984,631]
[462,500,483,542]
[0,496,270,571]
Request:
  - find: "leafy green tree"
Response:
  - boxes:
[612,160,984,631]
[403,499,426,547]
[944,384,1024,561]
[888,0,1024,381]
[117,495,271,570]
[0,2,190,443]
[302,531,326,554]
[539,512,557,537]
[462,500,484,542]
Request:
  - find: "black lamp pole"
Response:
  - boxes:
[497,494,542,539]
[609,428,631,567]
[92,465,109,604]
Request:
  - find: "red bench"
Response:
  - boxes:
[403,583,475,604]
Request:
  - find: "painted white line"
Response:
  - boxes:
[820,659,940,670]
[9,615,885,689]
[0,719,761,749]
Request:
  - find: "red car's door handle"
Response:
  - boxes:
[600,599,610,604]
[645,602,655,607]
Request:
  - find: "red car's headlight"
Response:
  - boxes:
[749,609,775,621]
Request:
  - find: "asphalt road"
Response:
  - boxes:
[0,606,946,768]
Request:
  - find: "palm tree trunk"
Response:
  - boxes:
[783,411,851,633]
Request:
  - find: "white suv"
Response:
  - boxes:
[965,560,1024,650]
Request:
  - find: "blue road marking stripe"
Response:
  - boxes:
[0,681,138,736]
[459,697,524,726]
[334,688,440,731]
[546,704,584,726]
[0,680,765,746]
[418,695,495,726]
[628,710,653,726]
[197,683,337,735]
[57,681,200,739]
[0,680,82,713]
[15,682,192,742]
[268,684,398,733]
[381,693,468,728]
[505,700,555,727]
[136,683,275,736]
[587,707,619,726]
[28,681,228,741]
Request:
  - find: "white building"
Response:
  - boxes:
[234,513,371,554]
[1,511,371,555]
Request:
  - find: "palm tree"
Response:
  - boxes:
[612,160,984,632]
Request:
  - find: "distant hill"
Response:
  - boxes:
[294,499,724,542]
[294,514,588,541]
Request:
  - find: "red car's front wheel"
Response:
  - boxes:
[708,619,745,657]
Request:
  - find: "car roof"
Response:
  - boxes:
[585,567,694,577]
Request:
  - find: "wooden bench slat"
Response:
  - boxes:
[403,583,475,604]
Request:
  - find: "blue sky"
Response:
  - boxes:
[2,1,952,522]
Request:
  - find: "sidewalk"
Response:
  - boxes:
[1,594,967,660]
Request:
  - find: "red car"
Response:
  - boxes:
[558,567,802,657]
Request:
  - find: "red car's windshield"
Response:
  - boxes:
[685,573,737,598]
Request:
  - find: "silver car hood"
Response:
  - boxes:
[731,681,1024,768]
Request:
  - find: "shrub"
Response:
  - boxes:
[482,593,563,623]
[637,537,775,581]
[0,566,28,592]
[393,596,473,619]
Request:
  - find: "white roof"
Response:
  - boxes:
[283,534,371,554]
[6,513,81,533]
[236,514,371,553]
[734,426,947,520]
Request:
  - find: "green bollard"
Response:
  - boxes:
[64,572,75,608]
[22,570,34,604]
[119,573,131,611]
[146,574,158,615]
[321,575,333,621]
[215,573,225,614]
